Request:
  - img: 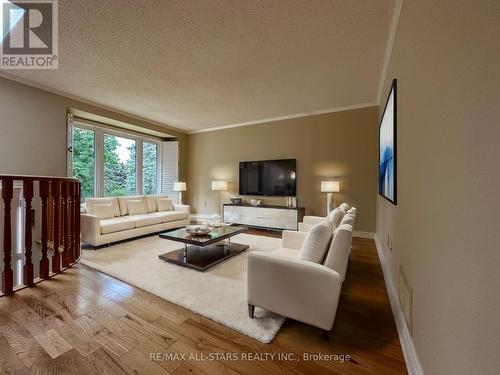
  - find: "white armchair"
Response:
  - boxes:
[247,224,353,340]
[298,204,356,232]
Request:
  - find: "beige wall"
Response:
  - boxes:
[376,1,500,374]
[187,106,378,232]
[0,77,188,180]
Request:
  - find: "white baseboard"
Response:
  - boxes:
[374,236,424,375]
[353,231,375,239]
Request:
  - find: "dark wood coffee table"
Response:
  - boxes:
[158,226,248,271]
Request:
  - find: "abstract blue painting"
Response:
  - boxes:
[379,79,397,204]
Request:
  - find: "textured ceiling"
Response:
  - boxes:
[3,0,395,132]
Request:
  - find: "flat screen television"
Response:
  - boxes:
[239,159,296,196]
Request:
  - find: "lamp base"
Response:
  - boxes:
[326,192,335,215]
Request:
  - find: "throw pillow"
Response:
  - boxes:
[92,203,115,219]
[327,208,344,227]
[145,195,157,213]
[157,198,174,212]
[299,220,333,263]
[127,199,147,215]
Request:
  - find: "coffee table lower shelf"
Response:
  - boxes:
[158,242,248,271]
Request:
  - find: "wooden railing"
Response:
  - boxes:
[0,175,81,296]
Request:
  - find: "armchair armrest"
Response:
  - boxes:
[81,213,100,246]
[302,215,326,225]
[247,252,343,331]
[282,230,307,250]
[298,222,313,232]
[174,204,190,214]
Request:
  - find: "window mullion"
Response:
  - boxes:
[136,140,143,195]
[95,129,104,197]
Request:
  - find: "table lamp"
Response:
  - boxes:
[173,182,187,204]
[321,181,340,215]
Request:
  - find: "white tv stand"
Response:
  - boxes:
[223,203,305,231]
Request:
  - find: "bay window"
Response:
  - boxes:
[68,119,172,199]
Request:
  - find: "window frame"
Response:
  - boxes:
[67,118,162,197]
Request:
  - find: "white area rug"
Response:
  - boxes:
[80,233,285,343]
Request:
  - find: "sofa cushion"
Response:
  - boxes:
[327,208,345,227]
[130,214,162,228]
[323,224,353,278]
[151,211,188,223]
[299,220,333,263]
[100,217,136,234]
[92,203,115,219]
[157,198,174,212]
[127,199,147,215]
[118,196,146,216]
[144,195,157,213]
[86,197,120,217]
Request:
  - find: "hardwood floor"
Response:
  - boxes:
[0,235,407,374]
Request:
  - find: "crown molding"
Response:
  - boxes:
[376,0,404,104]
[188,102,378,134]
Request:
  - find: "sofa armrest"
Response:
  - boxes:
[81,213,100,246]
[174,204,190,214]
[247,251,343,330]
[302,215,326,225]
[282,230,307,250]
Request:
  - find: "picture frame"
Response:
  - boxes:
[378,79,397,204]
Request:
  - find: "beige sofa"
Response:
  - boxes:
[81,195,190,247]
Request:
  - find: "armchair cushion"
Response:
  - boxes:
[302,216,325,226]
[327,208,344,227]
[299,220,333,263]
[339,202,350,212]
[271,247,301,259]
[323,224,353,279]
[282,230,307,249]
[298,222,313,232]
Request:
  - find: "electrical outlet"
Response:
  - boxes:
[204,201,207,207]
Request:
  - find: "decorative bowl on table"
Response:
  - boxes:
[185,225,211,236]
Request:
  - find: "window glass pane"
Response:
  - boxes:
[104,134,136,196]
[72,127,95,199]
[143,142,158,195]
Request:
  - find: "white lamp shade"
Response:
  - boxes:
[212,180,228,191]
[321,181,340,193]
[173,182,187,192]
